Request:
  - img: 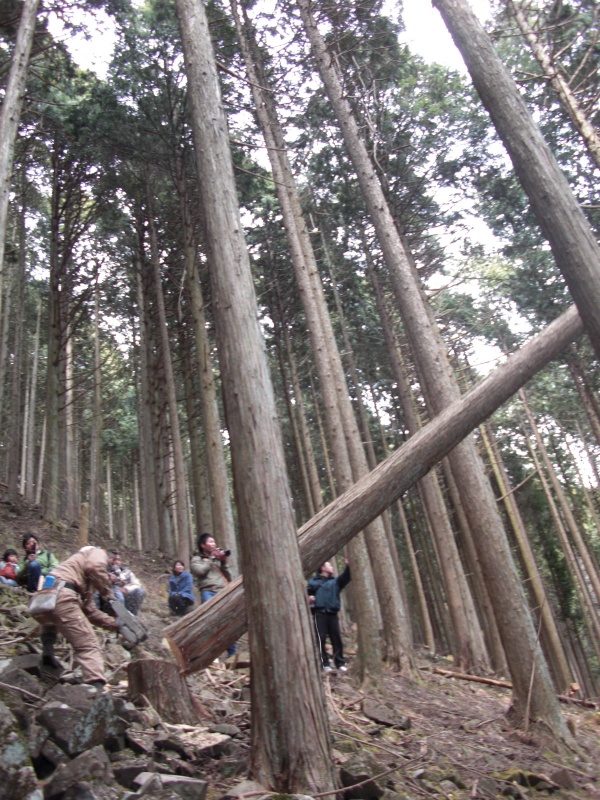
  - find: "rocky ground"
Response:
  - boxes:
[0,497,599,800]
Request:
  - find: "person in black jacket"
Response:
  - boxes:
[307,556,350,672]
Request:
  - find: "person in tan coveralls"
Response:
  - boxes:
[37,546,118,688]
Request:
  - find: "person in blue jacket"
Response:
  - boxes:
[168,560,195,616]
[307,556,350,672]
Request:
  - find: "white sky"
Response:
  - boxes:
[400,0,492,70]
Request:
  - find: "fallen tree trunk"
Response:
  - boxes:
[429,667,597,708]
[166,306,583,674]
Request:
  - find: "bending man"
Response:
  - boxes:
[36,546,118,689]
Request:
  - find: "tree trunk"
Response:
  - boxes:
[7,177,26,502]
[174,0,336,791]
[179,177,237,564]
[367,256,489,673]
[566,352,600,450]
[23,300,41,503]
[0,0,39,325]
[521,389,600,609]
[233,0,408,678]
[524,431,600,659]
[89,287,104,535]
[64,326,78,522]
[480,423,574,693]
[106,453,114,541]
[134,259,159,550]
[147,194,190,563]
[166,306,582,700]
[433,0,600,359]
[397,499,436,653]
[128,659,202,726]
[42,158,62,522]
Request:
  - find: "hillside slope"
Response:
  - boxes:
[1,497,599,800]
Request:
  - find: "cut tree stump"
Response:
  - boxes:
[127,659,202,725]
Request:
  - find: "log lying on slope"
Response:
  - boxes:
[166,306,583,674]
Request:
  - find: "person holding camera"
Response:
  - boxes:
[190,533,236,658]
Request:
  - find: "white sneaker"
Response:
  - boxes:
[323,665,333,672]
[338,665,348,672]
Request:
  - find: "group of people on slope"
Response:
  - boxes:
[1,526,351,687]
[0,533,59,591]
[168,533,237,657]
[169,533,351,670]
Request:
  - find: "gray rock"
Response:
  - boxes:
[474,777,501,798]
[39,737,69,772]
[220,780,269,800]
[135,773,164,796]
[155,755,197,777]
[0,700,39,800]
[46,683,102,712]
[43,745,113,798]
[361,699,410,730]
[438,780,458,793]
[38,692,127,757]
[0,667,45,700]
[549,768,576,790]
[36,700,84,753]
[112,759,156,790]
[67,690,127,755]
[340,751,384,800]
[153,775,208,800]
[126,728,158,757]
[26,723,48,760]
[113,697,146,724]
[208,724,241,737]
[4,654,43,675]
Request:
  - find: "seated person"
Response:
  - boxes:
[107,550,146,616]
[0,549,19,587]
[168,560,195,616]
[18,533,59,592]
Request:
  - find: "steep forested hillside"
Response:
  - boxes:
[1,0,599,793]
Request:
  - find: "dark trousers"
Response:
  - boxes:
[169,594,194,616]
[314,610,345,668]
[22,561,42,592]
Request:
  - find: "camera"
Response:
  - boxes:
[222,549,231,557]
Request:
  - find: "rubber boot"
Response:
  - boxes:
[40,628,61,669]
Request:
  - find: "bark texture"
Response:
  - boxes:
[0,0,39,323]
[174,0,336,791]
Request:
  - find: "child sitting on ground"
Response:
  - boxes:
[0,549,19,587]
